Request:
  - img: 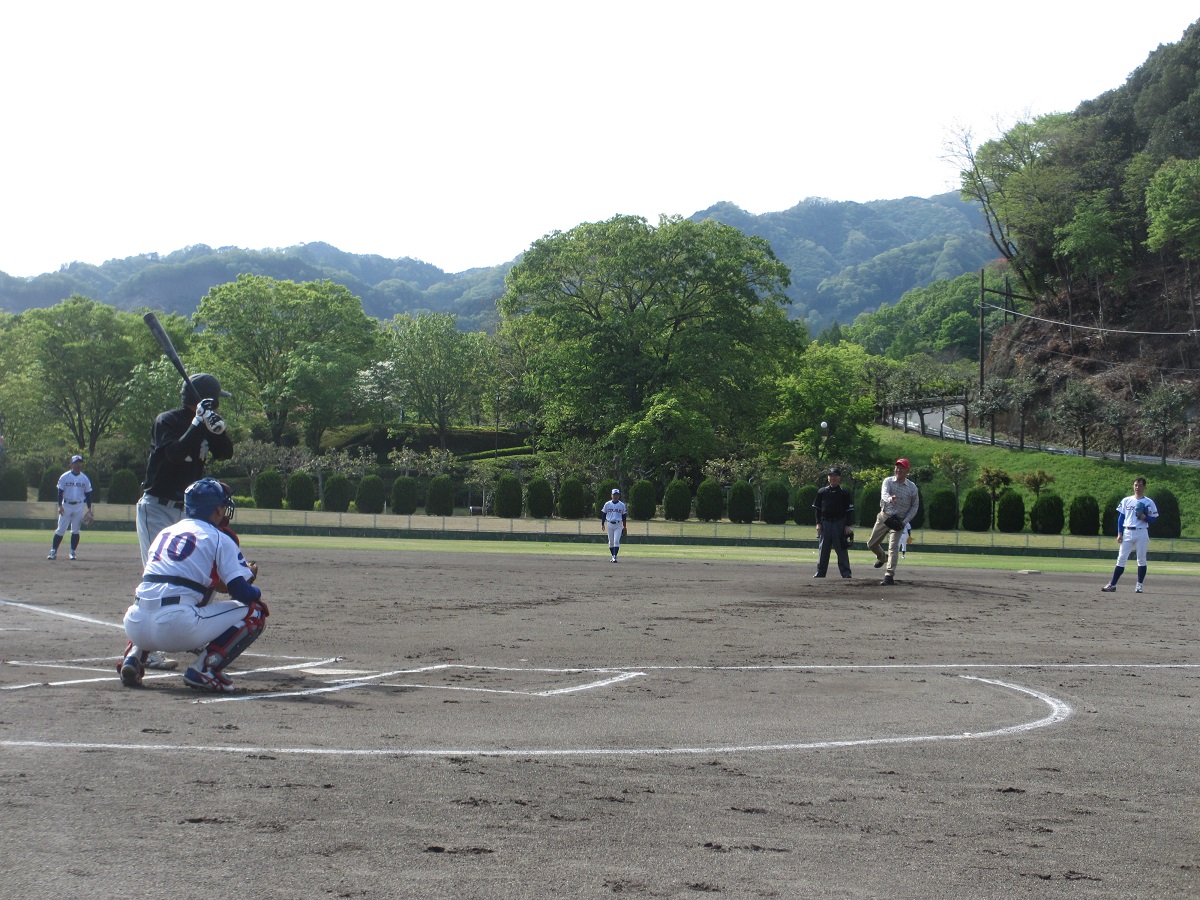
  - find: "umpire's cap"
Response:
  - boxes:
[827,466,842,476]
[182,373,233,406]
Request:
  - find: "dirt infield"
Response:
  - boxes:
[2,540,1197,899]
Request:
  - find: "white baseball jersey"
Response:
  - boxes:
[1116,494,1157,533]
[57,469,92,504]
[138,517,254,602]
[602,499,627,523]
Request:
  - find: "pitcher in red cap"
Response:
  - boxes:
[866,458,919,585]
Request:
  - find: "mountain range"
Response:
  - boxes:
[0,192,996,332]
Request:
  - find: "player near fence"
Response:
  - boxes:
[602,488,628,563]
[1101,476,1158,594]
[866,458,920,586]
[118,478,267,693]
[48,454,93,561]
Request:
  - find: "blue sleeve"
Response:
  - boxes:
[1115,511,1125,533]
[226,576,262,604]
[85,490,94,506]
[57,489,65,504]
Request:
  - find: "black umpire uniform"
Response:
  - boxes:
[812,467,855,578]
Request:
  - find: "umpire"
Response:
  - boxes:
[812,467,855,579]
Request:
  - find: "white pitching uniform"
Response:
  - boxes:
[1115,494,1158,567]
[602,494,628,561]
[54,468,92,537]
[124,517,259,654]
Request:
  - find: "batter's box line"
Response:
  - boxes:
[196,664,645,704]
[3,657,342,691]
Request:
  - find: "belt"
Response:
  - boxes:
[65,500,83,504]
[142,574,208,593]
[144,493,184,510]
[137,595,181,609]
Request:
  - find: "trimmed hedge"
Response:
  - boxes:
[858,482,882,527]
[107,469,141,504]
[0,468,27,500]
[1030,493,1065,535]
[253,470,284,510]
[996,490,1025,533]
[557,477,587,519]
[1102,493,1122,535]
[727,480,755,524]
[426,474,454,516]
[793,484,818,526]
[663,479,692,522]
[286,471,316,511]
[1153,487,1181,538]
[391,476,418,515]
[928,489,958,530]
[694,478,723,522]
[526,475,554,518]
[355,474,386,514]
[960,487,992,532]
[494,474,522,518]
[629,479,656,521]
[761,480,790,525]
[1068,494,1100,536]
[38,467,59,502]
[323,474,353,513]
[596,480,618,517]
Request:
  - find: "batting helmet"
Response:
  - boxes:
[182,373,232,406]
[184,478,233,521]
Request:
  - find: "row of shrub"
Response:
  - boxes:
[1,464,1182,538]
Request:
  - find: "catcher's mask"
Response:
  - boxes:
[184,478,233,521]
[217,481,237,527]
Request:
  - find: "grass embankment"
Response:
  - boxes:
[871,426,1200,537]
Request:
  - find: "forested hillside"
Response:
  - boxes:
[0,196,996,333]
[691,193,996,327]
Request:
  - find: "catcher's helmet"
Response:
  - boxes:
[184,478,233,521]
[182,373,232,406]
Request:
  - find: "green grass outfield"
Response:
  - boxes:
[5,528,1199,578]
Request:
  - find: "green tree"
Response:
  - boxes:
[1055,381,1103,457]
[694,478,723,522]
[1141,384,1188,464]
[1146,158,1200,261]
[931,453,971,506]
[1030,494,1065,535]
[19,297,155,455]
[1054,189,1129,328]
[494,474,523,518]
[727,480,756,524]
[499,214,800,450]
[1068,494,1100,536]
[996,490,1026,533]
[526,476,555,518]
[760,480,791,525]
[355,474,386,515]
[976,466,1012,529]
[1013,470,1055,499]
[628,479,657,521]
[793,484,819,526]
[928,489,958,530]
[107,469,141,504]
[391,476,419,515]
[323,474,354,513]
[960,487,992,532]
[768,342,879,461]
[286,471,316,511]
[253,470,284,510]
[194,275,379,446]
[557,477,587,519]
[426,474,454,516]
[385,312,489,451]
[1152,487,1181,538]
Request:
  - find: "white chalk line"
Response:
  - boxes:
[1,675,1070,757]
[2,657,342,691]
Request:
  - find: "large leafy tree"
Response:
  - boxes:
[385,312,491,450]
[499,214,800,456]
[194,275,379,446]
[16,296,155,455]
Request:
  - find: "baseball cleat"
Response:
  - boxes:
[145,651,178,670]
[119,655,144,687]
[47,551,56,560]
[1100,584,1116,592]
[69,552,77,560]
[183,667,234,693]
[1135,583,1143,593]
[873,558,885,568]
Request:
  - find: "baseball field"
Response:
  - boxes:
[1,535,1197,899]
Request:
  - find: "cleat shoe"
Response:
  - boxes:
[119,655,144,687]
[145,651,178,670]
[47,551,56,560]
[183,667,234,693]
[873,558,885,568]
[69,552,77,560]
[812,572,826,578]
[880,575,895,586]
[1135,583,1143,593]
[1100,584,1116,592]
[610,556,617,563]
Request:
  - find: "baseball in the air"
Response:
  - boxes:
[820,421,828,429]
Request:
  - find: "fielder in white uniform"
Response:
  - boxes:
[601,488,628,563]
[1101,477,1158,594]
[48,455,93,561]
[118,478,267,692]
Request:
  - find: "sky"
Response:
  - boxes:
[1,2,1197,278]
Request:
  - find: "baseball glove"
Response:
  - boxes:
[82,508,95,526]
[884,513,905,532]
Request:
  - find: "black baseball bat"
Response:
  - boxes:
[143,312,204,406]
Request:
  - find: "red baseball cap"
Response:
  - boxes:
[895,458,910,468]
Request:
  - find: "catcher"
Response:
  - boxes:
[601,487,628,563]
[118,479,267,692]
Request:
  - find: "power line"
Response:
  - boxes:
[980,300,1200,337]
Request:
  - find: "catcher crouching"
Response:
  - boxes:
[118,479,267,692]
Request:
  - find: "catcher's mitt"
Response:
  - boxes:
[82,508,95,526]
[841,529,854,551]
[884,513,905,532]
